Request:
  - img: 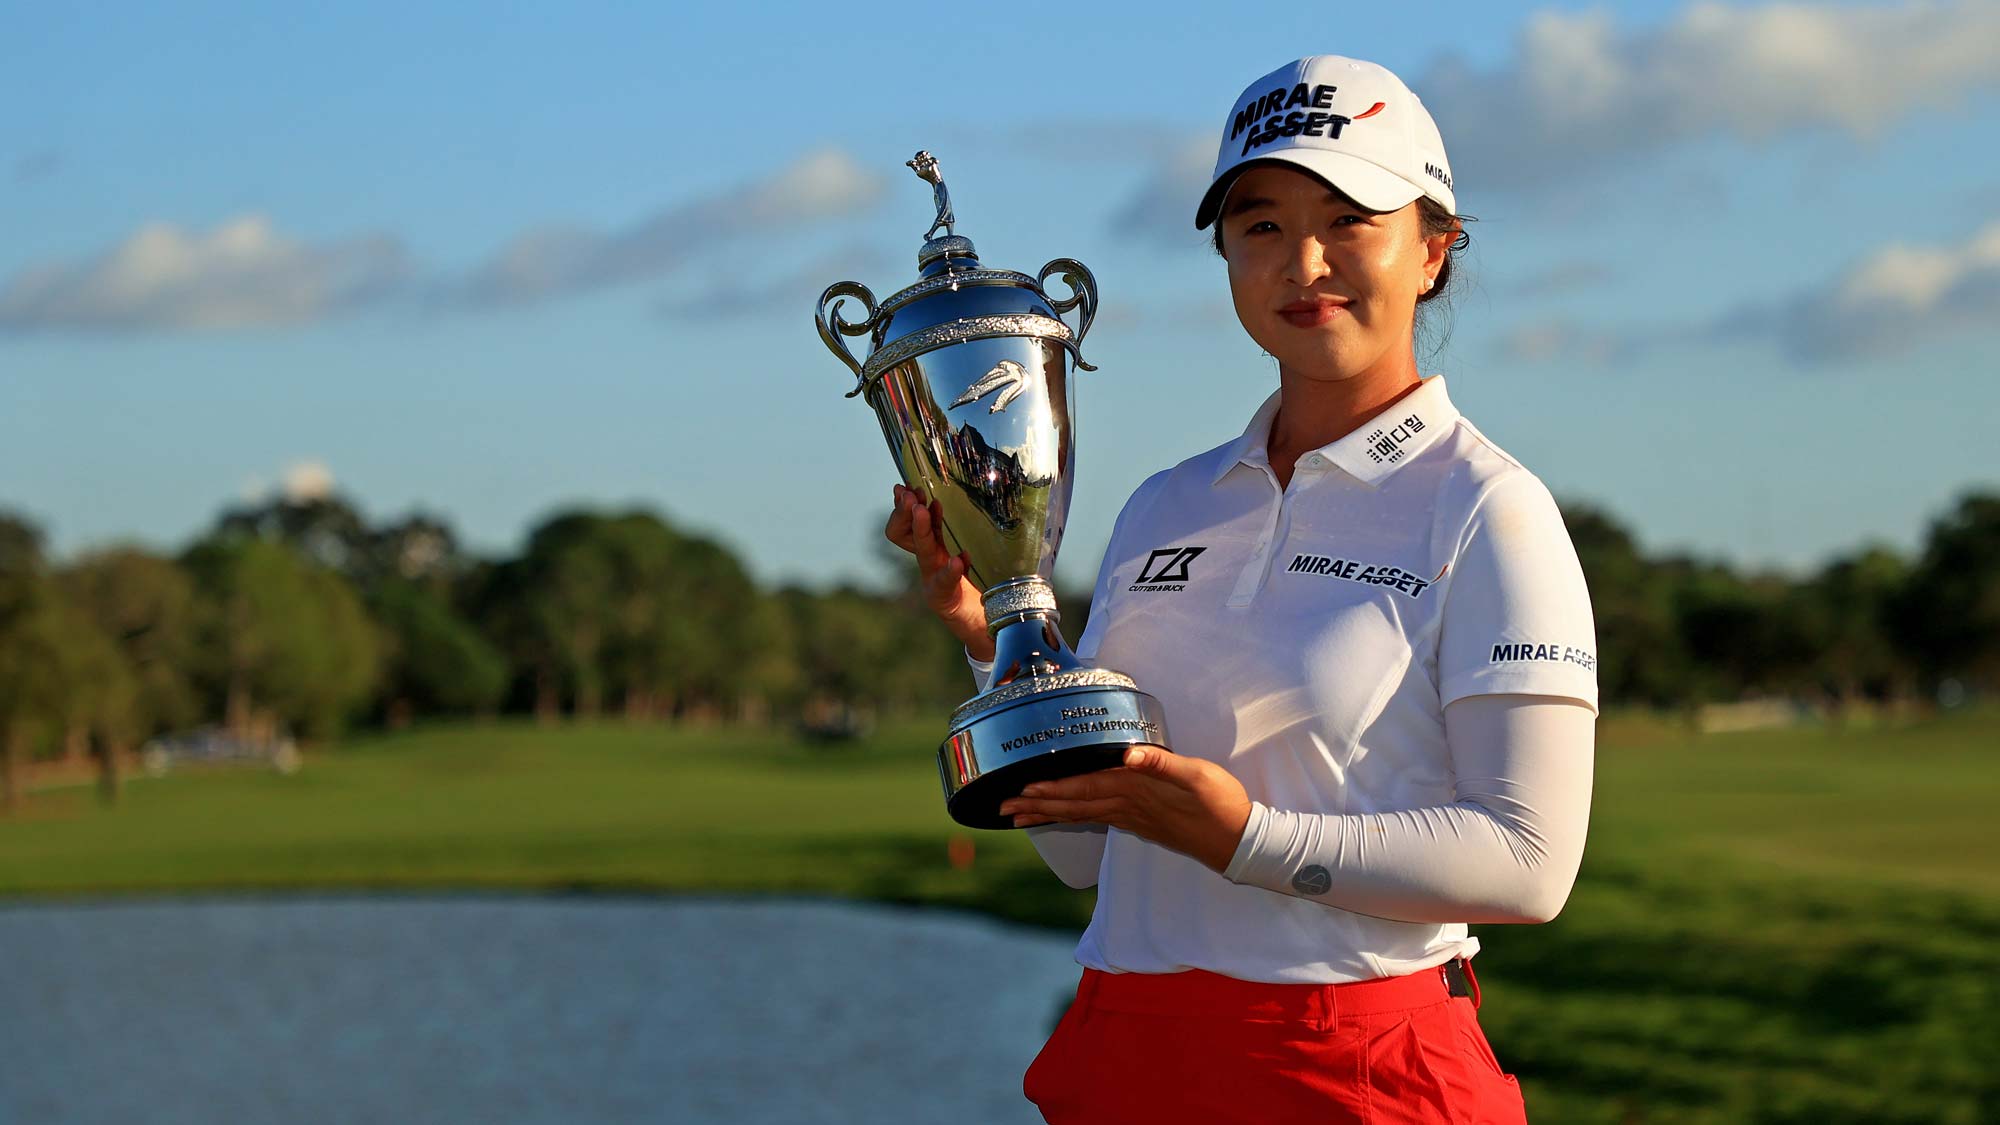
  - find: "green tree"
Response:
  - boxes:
[1561,504,1690,707]
[1895,491,2000,691]
[56,548,201,738]
[735,594,802,723]
[623,528,768,720]
[368,513,464,591]
[513,512,619,719]
[0,518,137,810]
[214,494,373,574]
[1797,547,1914,709]
[1671,562,1809,702]
[0,514,56,809]
[369,578,507,726]
[495,508,777,723]
[182,537,381,742]
[779,585,896,711]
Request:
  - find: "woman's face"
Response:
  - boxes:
[1219,164,1449,386]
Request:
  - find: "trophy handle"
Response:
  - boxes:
[1036,258,1098,372]
[816,281,880,396]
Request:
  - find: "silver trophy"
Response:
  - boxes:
[816,151,1171,829]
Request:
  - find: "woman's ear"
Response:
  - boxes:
[1423,219,1456,278]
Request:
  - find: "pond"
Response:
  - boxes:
[0,895,1083,1124]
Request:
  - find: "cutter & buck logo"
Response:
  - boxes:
[1130,546,1205,592]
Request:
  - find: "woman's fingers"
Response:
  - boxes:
[909,494,955,572]
[886,484,949,567]
[884,484,918,553]
[1003,797,1124,824]
[886,484,963,574]
[924,552,961,596]
[885,486,992,656]
[999,776,1129,825]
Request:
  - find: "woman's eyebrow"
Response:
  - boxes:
[1224,195,1277,217]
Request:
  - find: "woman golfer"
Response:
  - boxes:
[887,54,1596,1124]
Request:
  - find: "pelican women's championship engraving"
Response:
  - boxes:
[950,360,1031,413]
[815,151,1172,829]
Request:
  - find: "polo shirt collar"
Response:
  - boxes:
[1211,389,1285,483]
[1212,375,1460,487]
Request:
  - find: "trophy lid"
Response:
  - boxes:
[815,151,1099,394]
[917,235,978,273]
[906,151,980,274]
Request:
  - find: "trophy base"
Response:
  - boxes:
[936,677,1170,830]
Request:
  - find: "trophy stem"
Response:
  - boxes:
[981,577,1080,687]
[982,575,1059,634]
[941,579,1169,831]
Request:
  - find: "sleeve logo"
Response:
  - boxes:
[1490,642,1597,671]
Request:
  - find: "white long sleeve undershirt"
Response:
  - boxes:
[1224,695,1594,924]
[1019,692,1595,922]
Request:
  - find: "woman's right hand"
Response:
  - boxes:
[884,483,994,662]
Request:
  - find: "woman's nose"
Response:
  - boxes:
[1283,237,1331,285]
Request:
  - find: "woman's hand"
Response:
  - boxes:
[999,746,1254,873]
[883,483,993,661]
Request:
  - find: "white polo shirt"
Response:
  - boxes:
[1065,374,1597,983]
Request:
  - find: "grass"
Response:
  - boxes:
[4,708,1997,1122]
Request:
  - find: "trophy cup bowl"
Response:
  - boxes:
[815,152,1171,829]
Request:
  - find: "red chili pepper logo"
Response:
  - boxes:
[1353,102,1386,119]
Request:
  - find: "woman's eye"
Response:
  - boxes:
[1245,220,1278,235]
[1332,215,1365,228]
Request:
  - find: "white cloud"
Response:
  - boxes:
[1761,219,2000,360]
[1498,220,2000,364]
[1505,260,1623,299]
[1427,0,2000,192]
[656,244,895,322]
[13,147,60,183]
[0,149,886,331]
[1493,320,1643,366]
[282,460,335,503]
[0,215,407,333]
[1106,139,1216,250]
[1110,1,2000,241]
[459,149,885,304]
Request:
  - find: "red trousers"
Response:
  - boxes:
[1024,961,1526,1124]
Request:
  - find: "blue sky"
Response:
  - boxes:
[4,0,1997,590]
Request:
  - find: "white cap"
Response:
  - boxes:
[1194,55,1455,230]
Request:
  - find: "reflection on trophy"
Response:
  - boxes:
[816,151,1171,829]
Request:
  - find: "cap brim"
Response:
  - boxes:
[1194,150,1425,230]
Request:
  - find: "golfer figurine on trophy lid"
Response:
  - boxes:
[815,151,1172,829]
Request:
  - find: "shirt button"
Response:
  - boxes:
[1306,454,1326,468]
[1252,543,1266,557]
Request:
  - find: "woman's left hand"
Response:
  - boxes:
[998,746,1253,873]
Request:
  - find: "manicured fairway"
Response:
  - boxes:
[4,708,1996,1122]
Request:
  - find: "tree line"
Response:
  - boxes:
[1563,492,1996,710]
[0,488,1994,809]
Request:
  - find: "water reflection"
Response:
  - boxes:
[0,896,1080,1125]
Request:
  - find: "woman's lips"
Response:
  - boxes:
[1277,299,1348,328]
